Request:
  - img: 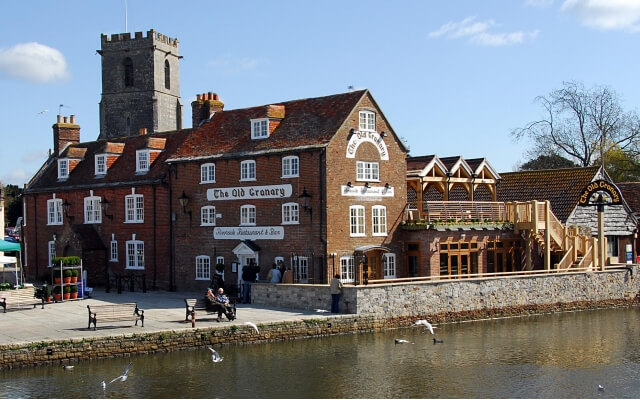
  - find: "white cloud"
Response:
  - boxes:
[561,0,640,31]
[22,149,48,163]
[429,16,538,46]
[0,42,69,83]
[1,169,30,185]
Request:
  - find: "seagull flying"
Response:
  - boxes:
[36,109,48,115]
[208,346,224,363]
[314,309,329,313]
[414,319,437,335]
[394,339,413,344]
[101,362,132,388]
[245,321,260,334]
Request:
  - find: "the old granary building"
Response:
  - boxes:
[21,28,639,296]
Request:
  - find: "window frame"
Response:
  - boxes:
[196,255,211,281]
[372,205,387,236]
[48,240,56,268]
[57,159,69,180]
[110,239,118,262]
[240,205,256,226]
[291,256,309,283]
[251,118,269,139]
[383,253,396,279]
[350,205,365,237]
[201,206,217,226]
[47,198,63,225]
[359,110,376,132]
[340,256,355,283]
[281,202,299,225]
[125,194,144,223]
[240,160,256,181]
[84,195,102,224]
[200,163,216,183]
[281,156,299,178]
[95,154,107,176]
[356,161,380,182]
[136,150,150,173]
[125,239,144,270]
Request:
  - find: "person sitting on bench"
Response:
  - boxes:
[205,288,235,322]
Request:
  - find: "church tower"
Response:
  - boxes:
[98,29,183,139]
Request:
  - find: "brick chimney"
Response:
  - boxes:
[53,115,80,156]
[192,92,224,128]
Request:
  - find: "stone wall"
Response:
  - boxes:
[253,266,640,315]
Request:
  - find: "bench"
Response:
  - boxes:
[87,302,144,330]
[185,298,236,328]
[1,288,44,312]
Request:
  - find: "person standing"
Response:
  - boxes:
[330,274,343,313]
[267,263,282,283]
[242,261,258,304]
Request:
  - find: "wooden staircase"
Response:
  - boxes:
[506,200,600,271]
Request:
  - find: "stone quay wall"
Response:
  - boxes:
[252,266,640,315]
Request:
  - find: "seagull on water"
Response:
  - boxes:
[62,365,74,370]
[414,319,437,335]
[245,321,260,334]
[208,346,224,363]
[433,338,444,344]
[314,309,329,313]
[394,339,413,344]
[101,362,132,389]
[598,384,604,391]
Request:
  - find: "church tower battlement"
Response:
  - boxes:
[98,29,183,139]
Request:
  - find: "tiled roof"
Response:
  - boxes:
[616,182,640,215]
[497,166,600,222]
[169,90,368,161]
[406,155,436,172]
[26,129,191,192]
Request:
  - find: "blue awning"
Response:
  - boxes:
[0,240,21,252]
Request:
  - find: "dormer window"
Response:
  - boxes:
[136,150,149,173]
[359,111,376,132]
[57,159,69,180]
[251,118,269,139]
[95,154,107,176]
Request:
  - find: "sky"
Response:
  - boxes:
[1,0,640,186]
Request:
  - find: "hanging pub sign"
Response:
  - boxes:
[577,179,623,207]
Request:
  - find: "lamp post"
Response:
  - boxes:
[594,194,607,270]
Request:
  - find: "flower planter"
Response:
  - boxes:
[63,293,70,300]
[63,277,71,284]
[70,277,77,283]
[54,277,62,284]
[70,292,78,299]
[54,293,62,301]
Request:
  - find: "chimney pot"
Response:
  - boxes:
[197,94,202,101]
[70,115,76,124]
[57,115,62,123]
[63,116,68,124]
[208,92,213,101]
[213,93,219,100]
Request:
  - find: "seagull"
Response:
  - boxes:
[101,362,132,388]
[598,384,604,391]
[433,338,444,344]
[414,319,437,335]
[314,309,329,313]
[245,321,260,334]
[394,339,413,344]
[61,365,74,370]
[36,109,48,115]
[208,346,223,363]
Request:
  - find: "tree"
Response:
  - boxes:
[512,81,640,168]
[3,184,23,227]
[596,146,640,182]
[519,153,578,171]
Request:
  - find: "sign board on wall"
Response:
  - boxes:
[341,185,394,197]
[207,184,292,201]
[346,131,389,160]
[213,226,284,240]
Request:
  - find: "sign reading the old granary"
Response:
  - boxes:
[213,226,285,240]
[346,130,389,160]
[207,184,292,201]
[577,179,623,207]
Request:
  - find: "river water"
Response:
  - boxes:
[2,307,640,399]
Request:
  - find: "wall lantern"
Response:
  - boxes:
[178,191,190,213]
[298,187,312,212]
[346,182,353,188]
[62,199,73,221]
[384,183,390,189]
[101,197,113,220]
[364,182,371,189]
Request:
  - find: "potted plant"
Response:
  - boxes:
[70,269,78,283]
[63,285,71,300]
[63,269,72,284]
[42,284,52,302]
[53,286,62,302]
[69,285,78,299]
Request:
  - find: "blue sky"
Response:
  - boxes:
[1,0,640,186]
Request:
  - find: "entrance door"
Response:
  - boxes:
[408,255,418,277]
[237,256,257,297]
[366,254,379,281]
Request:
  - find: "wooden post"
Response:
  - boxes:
[598,208,605,270]
[544,201,551,270]
[526,230,532,270]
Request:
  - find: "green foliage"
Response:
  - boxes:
[0,283,12,290]
[63,286,71,294]
[53,286,62,294]
[70,285,78,293]
[63,270,72,278]
[519,154,579,171]
[70,269,79,277]
[2,184,23,227]
[52,256,81,266]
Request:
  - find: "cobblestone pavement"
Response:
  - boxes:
[0,288,332,346]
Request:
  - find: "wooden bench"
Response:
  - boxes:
[185,298,236,328]
[1,287,44,313]
[87,302,144,330]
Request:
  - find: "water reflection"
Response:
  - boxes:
[2,307,640,398]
